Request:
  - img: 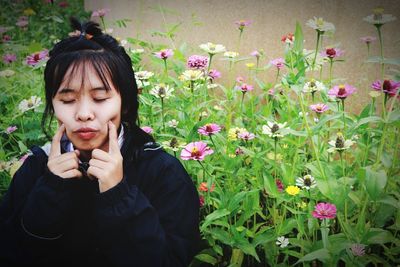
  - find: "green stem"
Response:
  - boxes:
[161,97,165,131]
[321,219,330,249]
[312,31,321,74]
[342,99,346,135]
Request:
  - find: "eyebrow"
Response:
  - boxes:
[57,87,108,94]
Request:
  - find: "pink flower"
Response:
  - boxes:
[360,36,377,44]
[350,244,366,257]
[328,84,356,99]
[312,202,337,220]
[251,50,261,58]
[154,49,173,60]
[281,33,294,44]
[3,54,16,64]
[208,69,221,80]
[321,48,344,59]
[310,103,329,113]
[20,153,29,162]
[26,50,48,66]
[237,83,254,93]
[187,55,208,69]
[6,126,17,134]
[235,148,244,155]
[2,35,11,42]
[276,179,284,192]
[270,58,285,69]
[236,76,245,84]
[238,131,255,141]
[199,195,205,207]
[371,80,400,97]
[199,182,215,192]
[58,1,68,8]
[198,123,221,136]
[180,141,214,161]
[141,126,153,134]
[91,8,110,18]
[16,20,28,28]
[235,19,252,31]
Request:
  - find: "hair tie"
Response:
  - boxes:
[80,31,93,40]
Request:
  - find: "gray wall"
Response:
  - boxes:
[85,0,400,112]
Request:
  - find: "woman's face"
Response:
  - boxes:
[52,63,122,153]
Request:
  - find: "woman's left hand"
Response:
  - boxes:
[88,121,123,193]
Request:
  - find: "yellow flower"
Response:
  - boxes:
[267,152,283,162]
[228,127,247,141]
[369,91,381,98]
[296,201,307,209]
[286,185,300,196]
[246,63,255,69]
[282,144,289,149]
[23,8,36,16]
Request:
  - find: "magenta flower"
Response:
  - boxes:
[26,50,48,66]
[91,8,110,18]
[16,20,28,28]
[198,123,222,136]
[328,84,356,99]
[310,103,329,113]
[235,19,252,31]
[6,126,17,134]
[236,76,245,84]
[360,36,377,44]
[270,58,285,69]
[276,179,284,192]
[238,131,255,141]
[3,54,16,64]
[208,69,221,80]
[187,55,208,69]
[2,35,11,42]
[154,49,173,60]
[371,80,400,97]
[180,141,214,161]
[312,202,337,220]
[237,83,254,93]
[251,50,261,58]
[58,1,68,8]
[320,48,344,59]
[141,126,153,134]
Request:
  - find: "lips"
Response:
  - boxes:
[74,127,99,140]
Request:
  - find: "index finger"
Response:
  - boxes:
[108,121,119,155]
[49,124,65,158]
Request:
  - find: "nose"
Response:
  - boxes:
[75,99,94,122]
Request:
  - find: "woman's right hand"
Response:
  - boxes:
[47,124,82,179]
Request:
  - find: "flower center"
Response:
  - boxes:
[170,137,178,148]
[271,124,279,133]
[382,80,391,91]
[205,124,213,132]
[34,53,40,61]
[335,136,345,148]
[338,85,346,96]
[304,176,312,186]
[191,147,201,157]
[326,48,336,57]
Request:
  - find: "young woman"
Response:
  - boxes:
[0,18,200,266]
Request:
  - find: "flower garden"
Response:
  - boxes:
[1,1,399,266]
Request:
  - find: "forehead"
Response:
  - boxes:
[59,60,113,91]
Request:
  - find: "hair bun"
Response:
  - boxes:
[69,17,102,38]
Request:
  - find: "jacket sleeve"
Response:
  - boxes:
[94,156,200,267]
[0,152,80,264]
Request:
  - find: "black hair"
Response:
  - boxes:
[42,17,154,149]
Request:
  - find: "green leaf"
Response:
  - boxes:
[363,166,387,201]
[296,248,330,263]
[195,254,218,265]
[354,116,382,129]
[386,109,400,124]
[229,248,244,267]
[293,22,304,53]
[201,209,231,229]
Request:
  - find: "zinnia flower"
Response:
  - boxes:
[5,126,17,134]
[360,36,377,44]
[154,49,173,60]
[296,174,317,190]
[237,83,254,93]
[150,84,174,99]
[0,69,15,77]
[3,54,16,64]
[276,236,289,248]
[224,51,239,58]
[285,185,300,196]
[187,55,208,69]
[303,79,326,94]
[181,69,203,81]
[91,8,110,18]
[161,137,186,152]
[328,84,356,99]
[228,127,247,141]
[141,126,153,134]
[363,8,396,26]
[262,121,290,138]
[281,33,294,44]
[310,103,329,114]
[26,50,48,66]
[199,42,226,55]
[198,123,222,136]
[235,19,252,31]
[371,79,400,98]
[238,131,255,141]
[198,182,215,192]
[208,69,221,80]
[18,96,42,113]
[306,17,335,33]
[167,119,179,128]
[270,58,285,69]
[312,202,337,220]
[327,132,354,153]
[320,48,344,59]
[180,141,214,161]
[276,179,284,192]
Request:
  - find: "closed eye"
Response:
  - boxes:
[94,98,108,103]
[61,99,75,104]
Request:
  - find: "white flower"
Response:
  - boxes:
[18,96,42,113]
[327,133,355,153]
[363,8,396,26]
[135,71,154,80]
[276,236,289,248]
[213,105,224,111]
[299,111,309,117]
[104,28,114,34]
[120,39,128,47]
[131,48,145,54]
[306,17,335,33]
[161,137,186,152]
[0,69,15,77]
[224,51,239,58]
[314,117,320,123]
[207,83,219,89]
[199,42,226,55]
[181,70,204,81]
[167,119,179,128]
[296,174,317,190]
[150,84,174,99]
[303,79,326,94]
[262,121,290,138]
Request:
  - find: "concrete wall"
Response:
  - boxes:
[84,0,400,112]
